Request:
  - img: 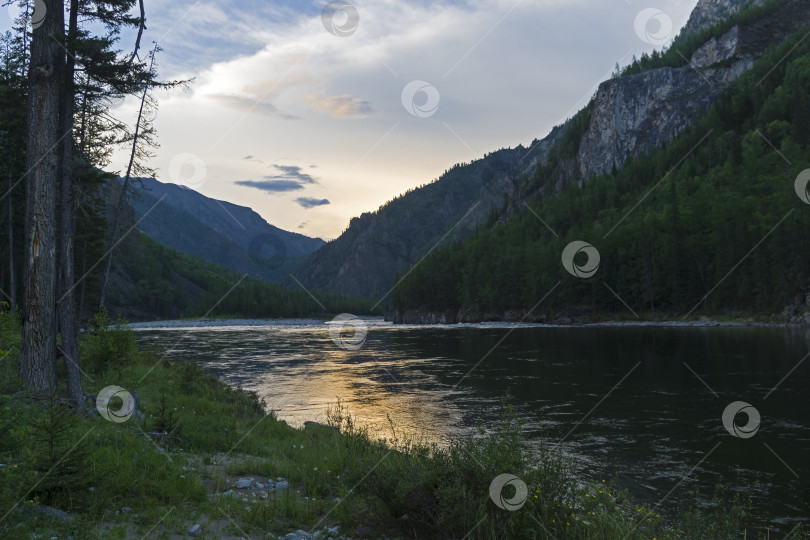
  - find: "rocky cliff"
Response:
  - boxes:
[576,27,750,179]
[576,0,809,180]
[297,0,809,301]
[681,0,764,36]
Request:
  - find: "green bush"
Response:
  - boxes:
[26,394,93,504]
[78,309,138,374]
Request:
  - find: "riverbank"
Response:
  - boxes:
[0,310,770,538]
[129,318,332,329]
[126,315,807,331]
[385,308,810,327]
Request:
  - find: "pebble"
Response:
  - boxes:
[188,523,202,536]
[236,477,254,489]
[275,481,290,492]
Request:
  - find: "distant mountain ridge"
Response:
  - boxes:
[296,0,809,300]
[129,177,325,282]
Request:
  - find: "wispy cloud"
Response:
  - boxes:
[235,164,321,194]
[267,164,317,184]
[306,93,373,118]
[235,179,304,192]
[207,94,298,119]
[296,197,330,209]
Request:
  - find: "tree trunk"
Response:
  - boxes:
[77,234,87,324]
[7,167,14,314]
[76,90,88,328]
[20,0,64,392]
[57,0,84,410]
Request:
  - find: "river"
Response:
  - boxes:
[132,319,810,532]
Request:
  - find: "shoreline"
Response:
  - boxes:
[128,316,806,330]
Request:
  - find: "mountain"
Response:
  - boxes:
[390,2,810,321]
[128,177,325,283]
[297,0,809,301]
[681,0,764,35]
[94,179,368,321]
[293,150,528,301]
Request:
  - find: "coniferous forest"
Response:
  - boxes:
[392,30,810,319]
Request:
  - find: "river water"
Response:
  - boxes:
[132,320,810,531]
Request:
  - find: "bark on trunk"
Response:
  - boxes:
[76,91,88,328]
[7,168,14,314]
[57,0,84,410]
[20,0,64,392]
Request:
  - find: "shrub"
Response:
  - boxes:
[78,309,138,374]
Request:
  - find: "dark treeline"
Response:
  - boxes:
[118,233,373,320]
[0,28,113,320]
[392,31,810,318]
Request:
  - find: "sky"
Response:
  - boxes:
[4,0,700,239]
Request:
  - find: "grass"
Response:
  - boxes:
[0,307,793,538]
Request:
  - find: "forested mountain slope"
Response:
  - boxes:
[297,0,809,301]
[59,179,370,323]
[106,233,370,321]
[130,177,324,283]
[391,30,810,322]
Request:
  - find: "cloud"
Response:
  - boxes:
[206,94,297,119]
[296,197,331,209]
[267,164,317,184]
[306,93,373,118]
[242,155,253,160]
[243,71,315,96]
[123,0,699,240]
[235,179,304,192]
[235,164,321,194]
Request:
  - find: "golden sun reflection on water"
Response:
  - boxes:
[255,342,464,446]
